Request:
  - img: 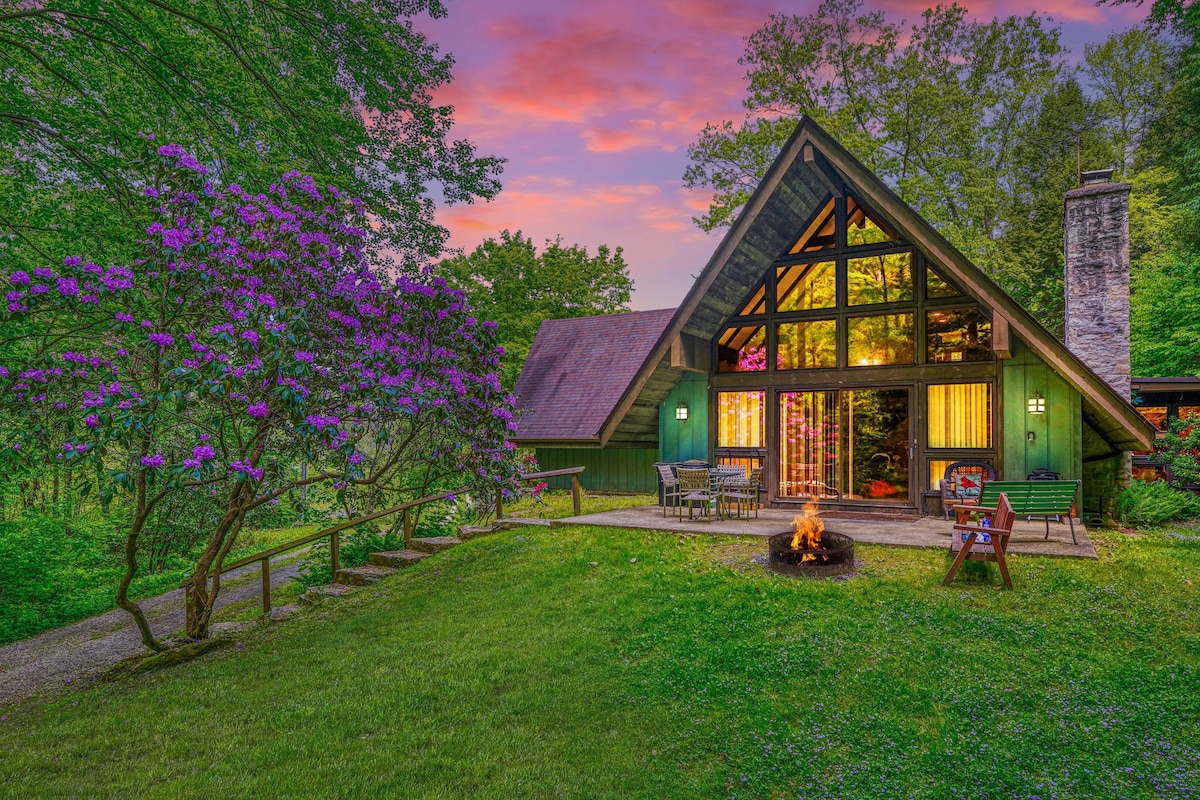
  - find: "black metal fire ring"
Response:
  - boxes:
[767,530,856,577]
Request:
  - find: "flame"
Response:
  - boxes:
[789,500,824,561]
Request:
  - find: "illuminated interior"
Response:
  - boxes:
[717,391,765,447]
[711,188,996,508]
[927,383,993,448]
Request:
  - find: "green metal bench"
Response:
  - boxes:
[975,480,1081,545]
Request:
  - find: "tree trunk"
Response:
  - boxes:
[117,495,166,652]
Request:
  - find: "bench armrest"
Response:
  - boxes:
[950,503,998,514]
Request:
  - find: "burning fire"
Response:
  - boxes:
[789,500,825,561]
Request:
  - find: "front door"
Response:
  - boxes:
[777,387,912,505]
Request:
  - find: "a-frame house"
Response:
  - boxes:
[512,118,1155,517]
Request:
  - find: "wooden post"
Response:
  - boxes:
[261,557,271,615]
[403,507,412,548]
[330,531,340,579]
[184,583,195,632]
[571,474,582,516]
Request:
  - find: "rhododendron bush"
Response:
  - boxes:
[0,144,520,647]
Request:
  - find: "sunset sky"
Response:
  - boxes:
[422,0,1149,311]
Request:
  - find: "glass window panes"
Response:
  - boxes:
[926,308,992,363]
[777,320,837,370]
[716,325,767,372]
[844,389,910,503]
[845,195,898,247]
[777,261,836,311]
[737,282,767,316]
[927,266,959,298]
[847,251,913,305]
[717,391,765,448]
[778,391,839,499]
[1139,406,1168,430]
[927,383,993,448]
[788,197,837,254]
[1180,406,1200,422]
[847,313,914,366]
[928,459,955,492]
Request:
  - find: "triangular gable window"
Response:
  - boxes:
[736,281,768,316]
[926,266,961,299]
[846,195,898,247]
[787,196,836,254]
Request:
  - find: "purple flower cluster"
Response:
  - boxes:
[1,143,522,531]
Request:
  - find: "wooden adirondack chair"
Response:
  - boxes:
[943,492,1016,589]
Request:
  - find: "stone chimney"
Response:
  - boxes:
[1063,169,1132,400]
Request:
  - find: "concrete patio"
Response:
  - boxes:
[554,504,1096,558]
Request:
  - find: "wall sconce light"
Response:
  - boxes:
[675,403,689,421]
[1027,430,1036,444]
[1027,391,1045,414]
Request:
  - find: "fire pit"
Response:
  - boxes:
[767,503,856,577]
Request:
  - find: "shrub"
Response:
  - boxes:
[1115,479,1200,526]
[298,523,405,587]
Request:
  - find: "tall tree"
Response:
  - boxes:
[0,0,502,272]
[984,78,1112,334]
[685,0,1064,267]
[1083,27,1176,172]
[685,1,1180,330]
[438,231,634,389]
[0,147,519,647]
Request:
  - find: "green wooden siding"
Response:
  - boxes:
[1000,338,1082,482]
[659,373,709,463]
[533,448,658,493]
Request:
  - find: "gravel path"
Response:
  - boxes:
[0,553,306,707]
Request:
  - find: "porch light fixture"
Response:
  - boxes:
[675,403,689,421]
[1027,391,1045,414]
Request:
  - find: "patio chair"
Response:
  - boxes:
[943,492,1016,589]
[723,467,762,519]
[939,461,997,519]
[655,463,683,518]
[677,467,722,521]
[711,465,746,517]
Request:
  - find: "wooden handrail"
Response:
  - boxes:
[520,467,585,480]
[208,489,462,578]
[497,466,586,519]
[182,487,468,616]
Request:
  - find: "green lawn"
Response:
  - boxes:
[2,514,1199,799]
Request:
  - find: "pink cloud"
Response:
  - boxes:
[423,0,1153,310]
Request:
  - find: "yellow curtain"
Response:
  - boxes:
[717,392,764,448]
[927,383,992,448]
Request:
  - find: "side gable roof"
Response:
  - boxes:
[600,117,1154,451]
[512,308,675,444]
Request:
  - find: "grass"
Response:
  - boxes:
[499,488,656,520]
[2,513,1198,799]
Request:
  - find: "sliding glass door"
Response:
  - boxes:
[778,390,839,499]
[843,388,910,503]
[777,387,912,505]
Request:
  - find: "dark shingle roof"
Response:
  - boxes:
[512,309,674,443]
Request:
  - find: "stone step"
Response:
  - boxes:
[299,583,357,606]
[369,549,429,568]
[334,564,397,586]
[408,535,463,554]
[456,524,498,540]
